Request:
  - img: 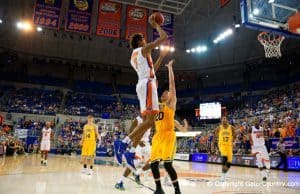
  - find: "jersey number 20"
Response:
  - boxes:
[156,112,164,121]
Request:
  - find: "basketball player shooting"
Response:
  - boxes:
[114,13,168,169]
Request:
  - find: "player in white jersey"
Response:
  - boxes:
[250,118,271,181]
[115,116,152,190]
[115,14,168,169]
[40,122,53,166]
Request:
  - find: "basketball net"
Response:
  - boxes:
[257,32,285,58]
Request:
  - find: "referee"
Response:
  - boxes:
[276,138,288,171]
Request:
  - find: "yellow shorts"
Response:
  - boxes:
[81,141,96,157]
[151,131,176,162]
[218,144,233,162]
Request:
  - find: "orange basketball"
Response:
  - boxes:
[152,12,164,26]
[288,12,300,34]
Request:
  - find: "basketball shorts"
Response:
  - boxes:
[151,131,176,162]
[218,144,233,163]
[40,141,51,151]
[81,141,96,157]
[251,145,270,160]
[136,79,159,116]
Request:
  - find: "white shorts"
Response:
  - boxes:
[136,79,159,116]
[40,141,51,151]
[134,143,151,167]
[252,145,270,160]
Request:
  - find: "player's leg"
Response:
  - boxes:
[150,134,164,194]
[81,143,88,173]
[40,150,44,165]
[262,146,271,181]
[162,134,180,193]
[115,167,132,190]
[123,114,155,169]
[44,151,48,165]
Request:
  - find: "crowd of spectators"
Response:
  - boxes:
[63,92,138,119]
[0,125,26,156]
[3,88,62,115]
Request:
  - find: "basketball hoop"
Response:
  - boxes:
[257,32,285,58]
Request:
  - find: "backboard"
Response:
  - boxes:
[241,0,300,38]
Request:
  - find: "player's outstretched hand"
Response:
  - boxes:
[165,59,175,68]
[149,15,158,28]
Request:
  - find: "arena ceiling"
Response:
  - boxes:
[0,0,300,71]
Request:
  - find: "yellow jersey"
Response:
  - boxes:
[83,124,97,141]
[155,103,175,133]
[218,124,233,146]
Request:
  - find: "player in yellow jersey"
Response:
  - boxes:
[213,116,236,181]
[150,60,188,194]
[80,115,100,175]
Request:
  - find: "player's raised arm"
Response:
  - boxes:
[154,49,169,72]
[166,59,176,110]
[174,119,188,132]
[142,16,168,57]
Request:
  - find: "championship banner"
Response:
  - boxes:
[15,129,28,139]
[33,0,62,29]
[153,12,174,45]
[96,0,122,38]
[125,5,148,41]
[65,0,93,34]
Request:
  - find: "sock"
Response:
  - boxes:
[122,136,132,144]
[119,176,125,183]
[83,164,87,169]
[90,165,93,169]
[155,179,162,190]
[265,160,271,170]
[172,181,180,192]
[129,147,136,153]
[136,169,142,175]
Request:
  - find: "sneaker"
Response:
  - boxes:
[220,173,226,182]
[81,168,88,174]
[134,174,141,185]
[43,160,47,166]
[115,182,125,190]
[86,169,92,175]
[124,151,136,170]
[41,160,44,165]
[175,191,182,194]
[154,189,165,194]
[262,170,269,181]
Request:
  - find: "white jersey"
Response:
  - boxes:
[41,127,52,142]
[131,47,156,81]
[136,116,151,143]
[251,126,265,147]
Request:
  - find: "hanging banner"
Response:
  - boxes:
[96,0,122,38]
[153,12,174,45]
[33,0,62,29]
[125,5,148,41]
[65,0,93,34]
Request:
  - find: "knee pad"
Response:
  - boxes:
[150,161,160,179]
[222,156,228,166]
[163,161,178,181]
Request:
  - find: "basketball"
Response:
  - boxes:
[288,12,300,34]
[152,12,164,26]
